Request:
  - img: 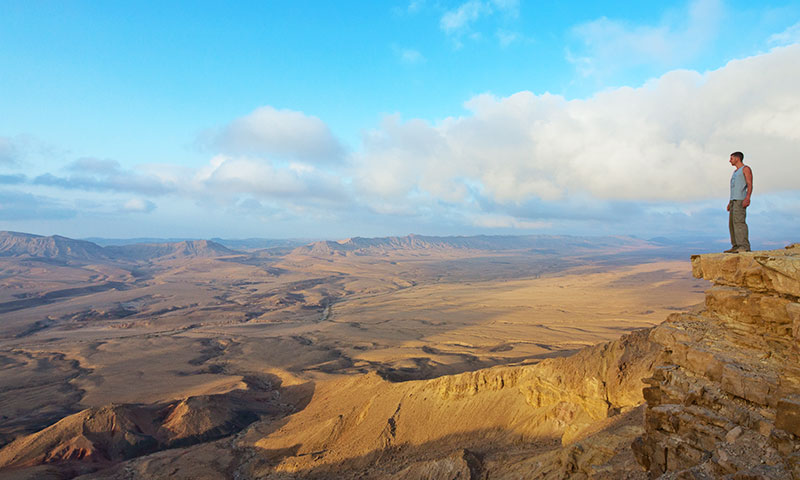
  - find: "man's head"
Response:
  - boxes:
[730,151,744,167]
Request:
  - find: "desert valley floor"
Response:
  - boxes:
[0,233,709,478]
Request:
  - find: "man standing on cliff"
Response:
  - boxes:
[724,151,752,253]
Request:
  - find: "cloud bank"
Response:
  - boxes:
[32,158,174,196]
[356,44,800,211]
[194,155,348,203]
[0,190,76,221]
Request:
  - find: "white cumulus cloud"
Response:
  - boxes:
[211,106,345,164]
[123,198,156,213]
[354,44,800,209]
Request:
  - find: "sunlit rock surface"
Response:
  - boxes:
[635,244,800,479]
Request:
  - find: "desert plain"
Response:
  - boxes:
[0,232,709,478]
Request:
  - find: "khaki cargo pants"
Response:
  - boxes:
[728,199,750,251]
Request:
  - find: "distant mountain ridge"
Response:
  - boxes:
[0,231,239,262]
[105,240,238,261]
[289,233,654,257]
[1,231,661,262]
[0,231,109,261]
[85,236,309,250]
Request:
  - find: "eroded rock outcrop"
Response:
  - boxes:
[635,244,800,479]
[0,388,291,474]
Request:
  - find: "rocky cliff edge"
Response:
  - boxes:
[635,244,800,479]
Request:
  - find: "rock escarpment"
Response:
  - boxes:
[227,328,661,479]
[635,244,800,478]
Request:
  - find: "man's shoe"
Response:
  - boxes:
[736,248,751,253]
[724,247,738,253]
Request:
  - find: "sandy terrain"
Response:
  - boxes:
[0,240,706,450]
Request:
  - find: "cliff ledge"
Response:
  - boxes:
[635,244,800,479]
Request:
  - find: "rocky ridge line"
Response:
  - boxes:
[0,231,239,262]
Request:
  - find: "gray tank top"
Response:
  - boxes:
[730,166,748,200]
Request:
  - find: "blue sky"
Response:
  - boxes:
[1,0,799,244]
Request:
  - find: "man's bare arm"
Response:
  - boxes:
[743,166,753,208]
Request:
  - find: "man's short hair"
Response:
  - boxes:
[731,151,744,161]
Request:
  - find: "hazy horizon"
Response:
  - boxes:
[2,1,799,241]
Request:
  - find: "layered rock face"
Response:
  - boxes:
[235,329,660,479]
[635,245,800,479]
